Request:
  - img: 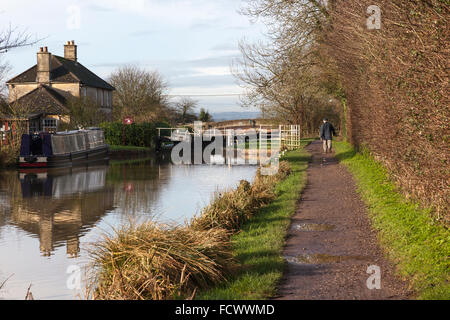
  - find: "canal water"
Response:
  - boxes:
[0,156,257,299]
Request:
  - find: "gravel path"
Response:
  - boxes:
[275,141,412,300]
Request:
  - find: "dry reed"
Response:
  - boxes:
[89,222,235,300]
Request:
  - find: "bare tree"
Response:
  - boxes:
[198,108,212,122]
[60,96,107,130]
[174,97,198,124]
[108,65,169,123]
[233,0,337,128]
[0,24,39,53]
[0,24,40,111]
[0,57,11,106]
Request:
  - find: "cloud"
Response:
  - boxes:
[128,30,157,37]
[169,84,242,96]
[211,43,238,51]
[86,4,115,12]
[189,22,215,31]
[91,0,231,27]
[170,74,235,89]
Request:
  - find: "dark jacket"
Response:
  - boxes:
[320,122,336,140]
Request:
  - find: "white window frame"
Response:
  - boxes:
[43,118,57,133]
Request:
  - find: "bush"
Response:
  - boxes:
[191,161,292,232]
[99,121,170,149]
[89,222,235,300]
[0,141,21,168]
[191,180,257,232]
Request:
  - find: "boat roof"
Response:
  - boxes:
[54,129,103,135]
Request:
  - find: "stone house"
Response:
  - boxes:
[4,40,115,134]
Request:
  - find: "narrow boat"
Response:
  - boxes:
[18,128,109,168]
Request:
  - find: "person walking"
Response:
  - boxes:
[320,118,336,153]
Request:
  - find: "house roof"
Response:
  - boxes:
[7,55,115,91]
[11,85,69,115]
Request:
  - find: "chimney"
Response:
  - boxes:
[64,40,77,61]
[37,46,51,83]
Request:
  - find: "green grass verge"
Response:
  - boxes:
[197,139,312,299]
[334,141,450,300]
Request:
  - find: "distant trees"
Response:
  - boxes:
[174,97,198,124]
[109,65,169,123]
[198,108,212,122]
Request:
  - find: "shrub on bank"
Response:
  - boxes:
[191,161,292,232]
[191,180,256,232]
[89,223,234,300]
[99,121,170,149]
[0,143,21,168]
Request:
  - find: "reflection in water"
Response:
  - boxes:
[0,157,257,299]
[13,166,114,257]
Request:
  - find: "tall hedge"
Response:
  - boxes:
[325,1,449,222]
[99,121,170,149]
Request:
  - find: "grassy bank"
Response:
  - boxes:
[197,140,312,299]
[334,141,450,300]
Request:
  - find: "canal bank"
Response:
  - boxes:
[0,157,257,299]
[88,140,313,300]
[197,140,312,299]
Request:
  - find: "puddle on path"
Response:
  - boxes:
[285,254,370,265]
[292,223,336,231]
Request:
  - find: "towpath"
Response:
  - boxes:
[275,141,411,300]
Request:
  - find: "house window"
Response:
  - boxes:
[43,119,57,133]
[29,120,39,133]
[82,87,87,97]
[106,91,111,107]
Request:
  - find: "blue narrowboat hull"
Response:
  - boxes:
[18,129,110,168]
[19,145,110,168]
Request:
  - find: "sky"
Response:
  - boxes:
[0,0,267,113]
